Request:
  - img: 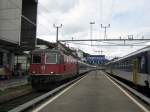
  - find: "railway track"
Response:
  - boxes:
[0,85,60,112]
[0,83,62,111]
[0,73,87,112]
[0,91,45,112]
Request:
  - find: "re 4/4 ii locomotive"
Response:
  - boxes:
[29,49,93,90]
[105,46,150,89]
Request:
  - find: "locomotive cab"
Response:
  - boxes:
[30,49,63,75]
[29,49,79,90]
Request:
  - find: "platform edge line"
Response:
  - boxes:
[104,73,150,112]
[33,74,89,112]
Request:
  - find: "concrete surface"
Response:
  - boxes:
[34,71,145,112]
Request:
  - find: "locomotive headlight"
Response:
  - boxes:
[50,72,55,74]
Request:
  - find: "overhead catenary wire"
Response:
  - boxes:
[64,41,149,47]
[101,40,150,46]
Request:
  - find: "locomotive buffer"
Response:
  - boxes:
[32,71,149,112]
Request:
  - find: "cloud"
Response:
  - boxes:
[39,0,78,13]
[37,0,150,59]
[111,0,150,31]
[60,0,100,34]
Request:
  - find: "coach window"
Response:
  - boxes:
[32,53,41,64]
[140,55,147,73]
[46,53,57,64]
[0,52,3,66]
[60,55,64,64]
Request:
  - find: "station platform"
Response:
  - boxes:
[33,71,147,112]
[0,76,28,91]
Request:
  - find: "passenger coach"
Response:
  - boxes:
[105,46,150,88]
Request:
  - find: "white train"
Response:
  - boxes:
[105,46,150,88]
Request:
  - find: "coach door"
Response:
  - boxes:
[132,58,139,86]
[0,52,3,66]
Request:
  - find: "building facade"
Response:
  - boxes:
[0,0,38,78]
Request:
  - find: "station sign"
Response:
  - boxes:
[86,55,106,65]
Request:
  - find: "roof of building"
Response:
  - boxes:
[37,38,56,49]
[0,38,56,54]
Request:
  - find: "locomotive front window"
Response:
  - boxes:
[32,53,41,64]
[46,53,57,64]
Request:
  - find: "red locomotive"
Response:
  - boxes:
[29,49,92,90]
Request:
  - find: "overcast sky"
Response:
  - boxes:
[37,0,150,59]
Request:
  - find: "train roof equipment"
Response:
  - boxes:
[106,46,150,65]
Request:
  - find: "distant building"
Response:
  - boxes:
[86,55,108,65]
[77,49,84,58]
